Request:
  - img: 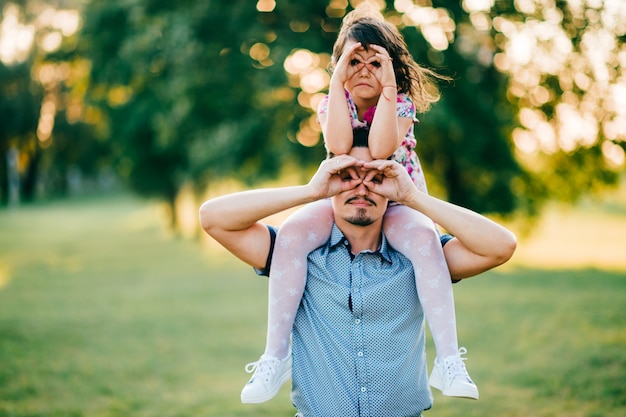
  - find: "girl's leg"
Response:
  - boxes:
[264,199,334,358]
[241,199,334,404]
[383,204,479,399]
[383,204,458,358]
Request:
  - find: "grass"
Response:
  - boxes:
[0,193,625,417]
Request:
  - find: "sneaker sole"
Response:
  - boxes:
[240,371,292,404]
[429,368,479,400]
[442,386,479,400]
[429,368,443,392]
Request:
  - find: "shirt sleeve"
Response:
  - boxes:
[253,225,277,277]
[440,233,453,247]
[440,233,462,284]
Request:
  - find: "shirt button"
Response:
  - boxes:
[357,351,363,357]
[355,319,361,324]
[361,387,367,392]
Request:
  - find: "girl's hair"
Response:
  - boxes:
[329,4,448,113]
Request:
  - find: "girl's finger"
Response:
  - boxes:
[369,44,390,56]
[339,42,362,63]
[363,168,382,182]
[376,53,392,64]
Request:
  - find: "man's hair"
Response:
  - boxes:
[327,128,369,159]
[352,128,369,148]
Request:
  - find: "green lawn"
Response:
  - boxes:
[1,194,625,417]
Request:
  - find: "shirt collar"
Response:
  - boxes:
[329,224,393,263]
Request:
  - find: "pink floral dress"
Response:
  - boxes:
[317,90,428,193]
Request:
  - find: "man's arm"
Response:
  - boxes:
[419,193,517,280]
[200,186,313,269]
[199,156,363,269]
[363,159,517,280]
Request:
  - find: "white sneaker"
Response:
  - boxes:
[240,351,292,404]
[429,347,479,400]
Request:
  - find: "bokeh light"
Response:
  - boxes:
[0,4,35,65]
[485,0,626,167]
[256,0,276,13]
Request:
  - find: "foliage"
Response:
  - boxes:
[487,0,626,202]
[77,0,331,225]
[399,11,527,213]
[75,0,526,221]
[0,0,624,226]
[0,60,41,203]
[0,2,112,203]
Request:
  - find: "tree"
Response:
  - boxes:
[0,1,107,204]
[486,0,626,202]
[0,60,41,204]
[398,2,527,215]
[8,0,622,224]
[77,0,524,225]
[78,0,334,226]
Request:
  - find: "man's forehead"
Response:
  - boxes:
[348,147,383,180]
[349,146,372,161]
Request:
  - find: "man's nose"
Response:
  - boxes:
[355,181,369,195]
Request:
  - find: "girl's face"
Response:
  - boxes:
[341,40,383,104]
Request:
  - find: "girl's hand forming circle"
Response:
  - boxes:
[368,44,397,89]
[331,42,363,85]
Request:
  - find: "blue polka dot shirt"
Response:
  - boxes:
[259,225,432,416]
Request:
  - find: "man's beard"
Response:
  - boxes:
[345,208,375,226]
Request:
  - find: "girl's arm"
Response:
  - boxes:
[367,44,406,159]
[368,89,404,159]
[320,79,353,155]
[321,42,364,155]
[369,114,412,158]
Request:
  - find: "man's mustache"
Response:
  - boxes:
[345,196,377,206]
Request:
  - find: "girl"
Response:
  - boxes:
[241,5,479,404]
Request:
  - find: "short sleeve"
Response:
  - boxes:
[317,95,330,120]
[396,93,416,120]
[254,225,277,277]
[317,91,364,129]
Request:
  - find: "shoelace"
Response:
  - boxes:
[245,356,279,381]
[443,347,470,380]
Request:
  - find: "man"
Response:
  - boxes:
[199,142,516,416]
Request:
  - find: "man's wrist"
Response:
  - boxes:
[399,188,423,211]
[302,183,328,204]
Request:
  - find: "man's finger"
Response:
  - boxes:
[362,160,391,171]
